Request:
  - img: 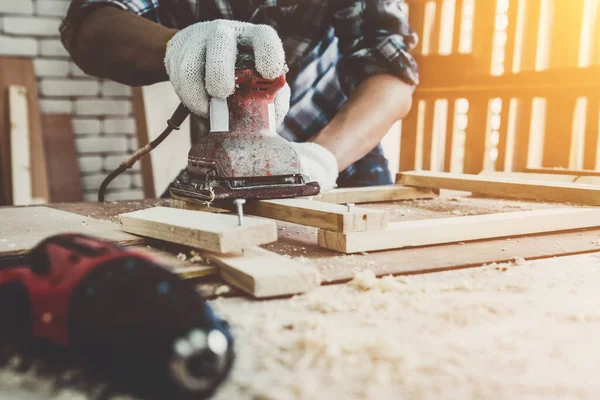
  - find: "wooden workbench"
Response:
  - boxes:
[41,196,600,298]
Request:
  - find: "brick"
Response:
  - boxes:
[40,79,100,96]
[0,36,38,57]
[128,135,138,151]
[131,173,143,188]
[70,62,88,77]
[97,189,144,201]
[39,99,73,114]
[0,1,34,14]
[40,39,69,57]
[104,155,140,171]
[101,81,132,97]
[76,136,128,154]
[78,156,103,173]
[3,16,61,36]
[72,118,101,135]
[34,59,69,77]
[82,174,131,191]
[75,99,132,116]
[103,118,135,135]
[35,0,70,17]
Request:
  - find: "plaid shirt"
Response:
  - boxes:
[61,0,419,186]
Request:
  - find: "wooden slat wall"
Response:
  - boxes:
[402,0,600,174]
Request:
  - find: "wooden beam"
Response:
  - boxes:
[524,167,600,176]
[243,198,388,233]
[8,86,32,206]
[132,87,155,199]
[318,208,600,253]
[311,185,437,204]
[118,206,277,254]
[480,170,600,185]
[397,170,600,205]
[204,246,320,298]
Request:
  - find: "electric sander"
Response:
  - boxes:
[98,46,320,202]
[169,46,320,202]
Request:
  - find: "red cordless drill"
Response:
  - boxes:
[0,233,234,399]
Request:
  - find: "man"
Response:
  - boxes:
[60,0,419,192]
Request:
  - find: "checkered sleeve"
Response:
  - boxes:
[332,0,419,95]
[60,0,160,53]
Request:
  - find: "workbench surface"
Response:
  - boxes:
[2,197,600,399]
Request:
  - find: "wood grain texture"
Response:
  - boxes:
[118,206,277,253]
[205,246,320,298]
[311,185,437,204]
[41,114,83,203]
[243,198,389,233]
[318,208,600,253]
[480,170,600,185]
[398,170,600,205]
[0,206,142,256]
[8,86,31,205]
[0,58,48,205]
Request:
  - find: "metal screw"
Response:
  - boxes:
[346,202,355,212]
[234,199,246,226]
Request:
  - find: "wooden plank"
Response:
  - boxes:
[583,96,600,170]
[8,86,31,206]
[397,170,600,204]
[311,185,437,204]
[318,207,600,253]
[132,87,155,199]
[171,196,390,233]
[204,246,320,298]
[443,98,456,172]
[41,114,83,203]
[0,58,48,206]
[463,97,489,173]
[480,170,600,185]
[0,206,142,257]
[244,198,388,233]
[118,206,277,254]
[421,101,435,170]
[399,103,420,171]
[511,97,533,171]
[524,167,600,176]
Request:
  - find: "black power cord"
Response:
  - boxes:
[98,103,191,202]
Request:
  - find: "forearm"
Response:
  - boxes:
[311,74,414,171]
[70,6,177,86]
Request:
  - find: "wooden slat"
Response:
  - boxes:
[421,101,435,170]
[451,0,464,51]
[524,167,600,176]
[583,96,600,170]
[41,114,83,203]
[205,247,320,298]
[318,208,600,254]
[399,102,420,171]
[443,98,456,172]
[542,0,586,168]
[311,185,437,204]
[243,199,388,233]
[132,87,155,199]
[8,86,31,206]
[0,58,49,205]
[480,170,600,185]
[0,206,142,257]
[118,206,277,254]
[408,0,427,55]
[398,170,600,205]
[511,97,533,171]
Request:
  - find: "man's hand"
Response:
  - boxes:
[164,20,290,121]
[290,142,339,192]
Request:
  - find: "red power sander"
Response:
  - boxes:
[98,45,320,203]
[0,234,234,399]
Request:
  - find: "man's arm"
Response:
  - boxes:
[310,74,413,171]
[324,0,418,171]
[67,6,176,86]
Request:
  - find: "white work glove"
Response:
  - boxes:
[290,142,339,192]
[164,20,291,123]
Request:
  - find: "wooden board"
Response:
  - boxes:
[398,171,600,205]
[204,246,320,298]
[310,185,437,204]
[132,87,155,198]
[8,86,32,205]
[318,208,600,253]
[173,196,390,232]
[0,58,48,206]
[0,206,142,256]
[41,114,83,203]
[244,198,388,233]
[118,206,277,254]
[480,170,600,185]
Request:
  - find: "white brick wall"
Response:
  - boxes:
[0,0,145,201]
